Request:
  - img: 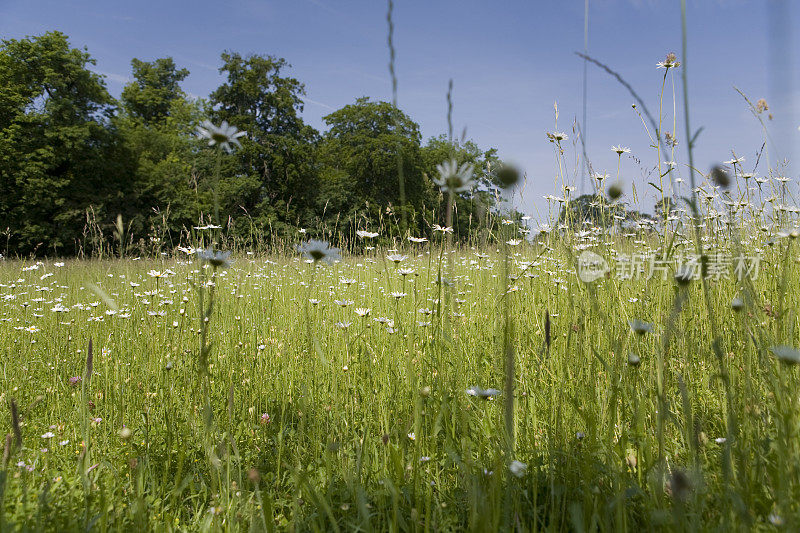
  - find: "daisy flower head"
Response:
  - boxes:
[196,120,246,153]
[546,131,568,143]
[771,345,800,365]
[656,52,680,69]
[612,145,631,155]
[466,386,501,399]
[509,460,527,478]
[386,253,408,264]
[356,230,379,239]
[434,159,475,194]
[197,247,232,269]
[296,240,341,264]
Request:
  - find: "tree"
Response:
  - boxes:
[121,57,189,124]
[558,194,626,227]
[0,31,123,255]
[209,52,319,236]
[318,97,435,235]
[113,57,214,247]
[421,135,505,240]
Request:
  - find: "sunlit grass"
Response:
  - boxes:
[0,225,798,529]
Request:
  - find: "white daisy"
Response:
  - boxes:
[196,120,246,153]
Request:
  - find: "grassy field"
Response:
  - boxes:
[1,216,799,530]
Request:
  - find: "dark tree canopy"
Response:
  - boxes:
[0,33,510,256]
[320,97,433,217]
[0,31,122,255]
[121,57,189,124]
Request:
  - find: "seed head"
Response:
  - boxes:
[496,165,521,189]
[607,182,623,201]
[710,165,730,188]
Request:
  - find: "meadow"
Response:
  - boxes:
[2,9,800,529]
[1,196,799,531]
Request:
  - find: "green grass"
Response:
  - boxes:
[1,226,799,530]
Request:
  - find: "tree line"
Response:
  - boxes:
[0,31,516,257]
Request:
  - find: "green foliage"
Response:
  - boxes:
[558,194,627,227]
[0,34,507,256]
[121,57,189,124]
[209,52,320,237]
[318,97,436,236]
[0,31,123,255]
[420,135,508,239]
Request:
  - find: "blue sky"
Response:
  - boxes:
[2,0,798,220]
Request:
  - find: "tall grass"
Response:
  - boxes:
[1,11,800,530]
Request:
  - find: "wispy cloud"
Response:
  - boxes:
[304,97,334,110]
[94,70,131,84]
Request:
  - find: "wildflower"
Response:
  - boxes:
[196,120,246,153]
[434,159,475,193]
[69,376,82,386]
[356,230,379,239]
[466,386,501,399]
[260,413,271,424]
[612,145,631,155]
[407,432,415,441]
[386,254,407,264]
[546,131,568,142]
[197,247,232,268]
[432,225,453,233]
[354,308,371,317]
[629,319,653,335]
[147,269,174,278]
[41,432,55,439]
[509,460,527,478]
[723,156,745,165]
[770,345,800,365]
[656,52,680,69]
[777,228,800,239]
[408,236,428,243]
[398,268,416,276]
[296,240,341,264]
